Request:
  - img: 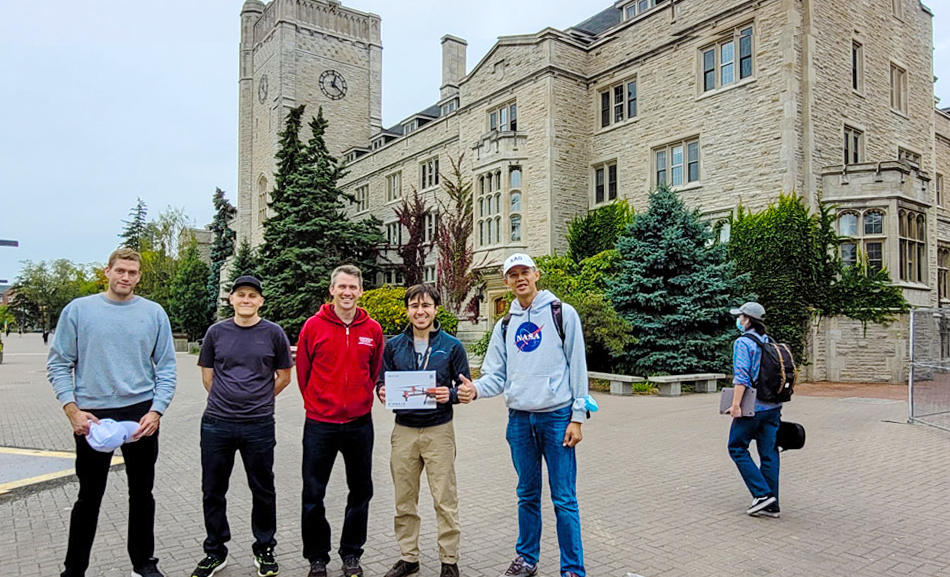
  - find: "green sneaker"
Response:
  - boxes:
[191,555,227,577]
[254,547,280,577]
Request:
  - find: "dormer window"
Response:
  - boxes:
[623,0,657,20]
[403,120,418,134]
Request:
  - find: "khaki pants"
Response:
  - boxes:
[390,421,460,563]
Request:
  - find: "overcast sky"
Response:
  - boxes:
[1,0,948,283]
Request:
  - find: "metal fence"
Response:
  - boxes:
[909,308,950,431]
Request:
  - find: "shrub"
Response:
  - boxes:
[359,285,458,335]
[567,201,634,263]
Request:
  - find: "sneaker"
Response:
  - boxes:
[501,556,537,577]
[440,563,460,577]
[254,547,279,576]
[191,555,228,577]
[131,559,165,577]
[308,560,328,577]
[343,556,364,577]
[385,560,420,577]
[753,503,781,518]
[746,495,777,515]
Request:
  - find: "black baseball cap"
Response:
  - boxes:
[231,275,263,295]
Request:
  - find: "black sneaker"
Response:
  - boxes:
[131,559,165,577]
[191,555,227,577]
[440,563,460,577]
[308,560,328,577]
[746,495,777,515]
[501,556,537,577]
[343,556,364,577]
[254,547,279,576]
[385,560,420,577]
[753,503,781,518]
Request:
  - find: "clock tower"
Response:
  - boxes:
[237,0,382,245]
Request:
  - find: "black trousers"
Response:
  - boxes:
[200,415,277,558]
[301,415,374,564]
[62,400,158,577]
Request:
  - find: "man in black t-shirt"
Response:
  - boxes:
[191,276,294,577]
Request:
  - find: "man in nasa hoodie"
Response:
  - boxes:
[458,253,588,577]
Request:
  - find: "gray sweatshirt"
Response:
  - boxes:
[474,290,589,422]
[47,294,177,414]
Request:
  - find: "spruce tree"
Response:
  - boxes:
[258,106,384,341]
[169,241,213,341]
[119,198,148,251]
[207,188,237,319]
[608,185,743,375]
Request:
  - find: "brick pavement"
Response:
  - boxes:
[2,333,950,576]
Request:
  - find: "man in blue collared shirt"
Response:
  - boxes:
[727,302,782,518]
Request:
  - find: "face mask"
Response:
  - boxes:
[736,317,745,332]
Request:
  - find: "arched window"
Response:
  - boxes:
[511,215,522,242]
[838,211,858,237]
[510,167,522,189]
[864,210,883,235]
[511,191,522,212]
[898,209,926,283]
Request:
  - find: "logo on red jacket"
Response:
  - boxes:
[358,336,375,346]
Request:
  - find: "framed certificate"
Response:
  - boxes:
[385,370,438,410]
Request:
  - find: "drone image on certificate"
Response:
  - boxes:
[385,370,438,410]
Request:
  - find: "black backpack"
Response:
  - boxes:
[739,333,795,403]
[501,300,564,344]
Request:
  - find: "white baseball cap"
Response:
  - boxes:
[86,419,140,453]
[730,302,766,320]
[503,253,537,275]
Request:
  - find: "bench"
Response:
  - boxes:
[648,373,727,397]
[588,371,646,396]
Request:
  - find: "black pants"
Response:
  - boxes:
[200,415,277,558]
[62,400,158,577]
[301,415,374,564]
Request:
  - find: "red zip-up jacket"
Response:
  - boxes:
[296,303,385,423]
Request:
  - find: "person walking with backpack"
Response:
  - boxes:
[727,302,793,519]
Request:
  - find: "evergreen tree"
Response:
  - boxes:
[272,104,306,204]
[608,185,744,375]
[119,198,148,251]
[220,238,259,317]
[207,188,237,319]
[566,200,633,263]
[394,188,430,286]
[169,241,212,341]
[258,106,384,341]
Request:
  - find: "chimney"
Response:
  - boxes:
[441,35,467,100]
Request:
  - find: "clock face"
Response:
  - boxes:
[258,75,268,104]
[319,69,347,100]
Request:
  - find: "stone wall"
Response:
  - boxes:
[809,314,909,383]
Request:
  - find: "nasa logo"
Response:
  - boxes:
[514,321,543,352]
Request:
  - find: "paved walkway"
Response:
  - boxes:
[2,333,949,576]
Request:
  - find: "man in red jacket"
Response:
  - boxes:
[296,264,385,577]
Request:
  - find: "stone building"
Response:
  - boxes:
[237,0,947,382]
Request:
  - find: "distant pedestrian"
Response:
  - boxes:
[190,275,294,577]
[47,247,177,577]
[43,330,49,345]
[727,302,782,518]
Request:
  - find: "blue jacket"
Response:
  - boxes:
[379,321,470,428]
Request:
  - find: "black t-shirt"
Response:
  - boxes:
[198,318,294,421]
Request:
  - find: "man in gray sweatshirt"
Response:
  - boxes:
[458,253,588,577]
[48,247,177,577]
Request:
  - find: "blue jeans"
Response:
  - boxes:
[200,415,277,558]
[506,406,585,577]
[728,406,781,501]
[301,415,374,564]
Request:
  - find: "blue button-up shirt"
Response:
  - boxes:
[733,329,782,412]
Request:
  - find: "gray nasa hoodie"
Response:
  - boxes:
[474,290,589,422]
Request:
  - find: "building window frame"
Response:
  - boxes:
[843,125,864,165]
[420,157,440,190]
[700,25,754,93]
[385,171,402,203]
[890,62,908,116]
[489,101,518,132]
[623,0,659,20]
[385,220,403,247]
[851,40,864,94]
[654,138,700,188]
[939,244,950,302]
[599,76,637,129]
[838,209,886,274]
[355,184,369,213]
[899,208,927,284]
[476,168,504,248]
[592,161,618,206]
[509,165,523,242]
